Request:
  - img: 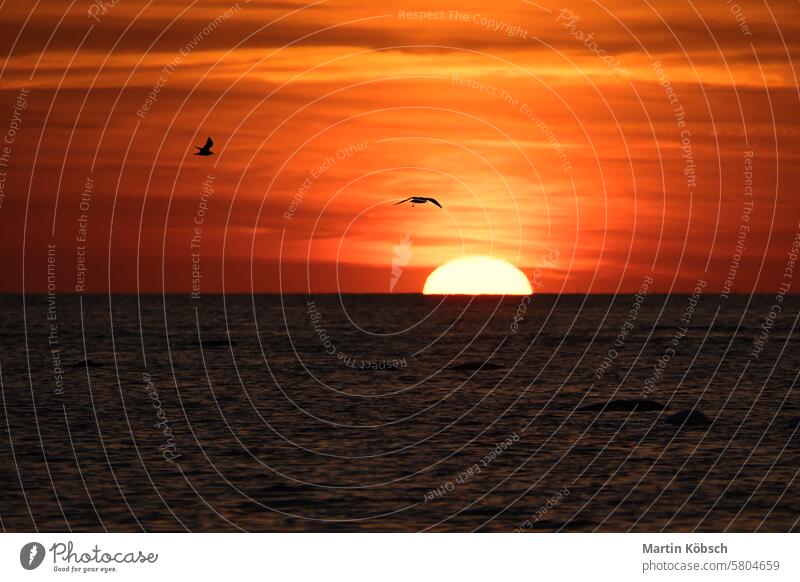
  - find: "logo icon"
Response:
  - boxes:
[20,542,45,570]
[390,233,413,292]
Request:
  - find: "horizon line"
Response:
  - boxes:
[1,292,796,297]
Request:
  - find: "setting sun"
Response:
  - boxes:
[422,256,532,295]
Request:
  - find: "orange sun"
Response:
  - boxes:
[423,256,533,295]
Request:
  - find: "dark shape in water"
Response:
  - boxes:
[518,518,595,532]
[450,361,505,371]
[579,398,667,412]
[200,338,237,347]
[69,359,104,368]
[665,409,712,427]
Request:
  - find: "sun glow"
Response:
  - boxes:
[422,256,533,295]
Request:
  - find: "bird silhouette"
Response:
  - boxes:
[394,196,442,208]
[194,137,214,156]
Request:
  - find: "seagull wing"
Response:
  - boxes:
[394,197,413,205]
[204,137,213,150]
[426,197,443,208]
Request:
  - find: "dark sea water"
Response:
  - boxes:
[0,293,798,532]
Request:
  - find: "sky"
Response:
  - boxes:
[0,0,798,293]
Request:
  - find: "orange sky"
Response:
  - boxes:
[0,0,798,293]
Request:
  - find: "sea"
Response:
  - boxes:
[0,293,798,532]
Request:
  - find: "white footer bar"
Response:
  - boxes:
[1,533,796,581]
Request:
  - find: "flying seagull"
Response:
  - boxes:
[394,196,442,208]
[194,137,214,156]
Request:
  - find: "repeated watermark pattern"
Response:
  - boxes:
[749,228,800,359]
[513,487,571,531]
[594,275,654,381]
[285,141,369,220]
[191,174,215,300]
[452,74,572,173]
[0,87,29,213]
[398,10,529,39]
[725,0,752,37]
[509,246,560,333]
[423,433,519,502]
[308,299,406,369]
[307,299,336,355]
[337,353,407,370]
[652,59,696,194]
[721,150,754,299]
[641,279,706,399]
[87,0,122,22]
[136,3,245,119]
[143,373,180,464]
[556,9,629,77]
[46,244,64,396]
[74,175,94,293]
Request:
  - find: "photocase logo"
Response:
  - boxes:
[20,542,46,570]
[390,234,413,292]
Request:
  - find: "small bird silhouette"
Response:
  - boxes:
[194,137,214,156]
[394,196,442,208]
